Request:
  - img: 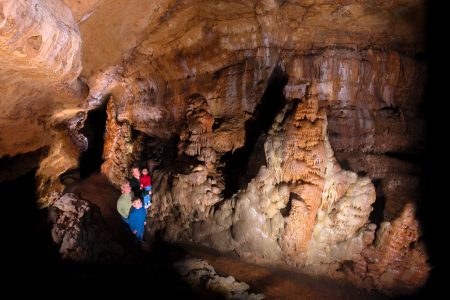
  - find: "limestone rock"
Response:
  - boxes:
[36,133,80,208]
[48,193,124,263]
[0,0,430,296]
[174,258,265,300]
[140,83,428,295]
[361,203,430,295]
[0,0,85,157]
[101,98,133,187]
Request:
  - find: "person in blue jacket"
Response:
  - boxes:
[128,197,147,242]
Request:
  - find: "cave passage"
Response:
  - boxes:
[221,65,288,198]
[369,179,386,228]
[79,102,108,179]
[0,168,59,267]
[133,133,202,175]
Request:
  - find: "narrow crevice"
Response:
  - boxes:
[385,151,422,163]
[368,179,386,228]
[221,65,288,198]
[79,102,108,179]
[59,168,81,186]
[280,192,300,217]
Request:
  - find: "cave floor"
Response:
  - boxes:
[66,172,134,247]
[68,172,387,299]
[180,243,388,300]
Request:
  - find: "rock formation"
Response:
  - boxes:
[0,0,85,157]
[0,0,429,296]
[48,193,124,263]
[141,84,427,295]
[174,258,265,300]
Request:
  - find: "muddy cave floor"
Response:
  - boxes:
[5,172,425,299]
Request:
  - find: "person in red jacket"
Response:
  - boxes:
[140,167,152,209]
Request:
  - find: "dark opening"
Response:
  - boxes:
[0,147,48,182]
[280,192,301,217]
[379,105,401,115]
[221,65,288,198]
[79,102,108,179]
[60,168,81,186]
[332,153,352,170]
[385,151,422,163]
[412,1,447,297]
[368,179,386,228]
[136,133,201,175]
[0,168,60,268]
[357,170,367,176]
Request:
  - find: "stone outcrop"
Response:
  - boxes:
[174,258,265,300]
[48,193,124,262]
[304,137,376,271]
[101,98,134,187]
[141,85,427,295]
[272,87,328,265]
[0,0,85,157]
[0,0,88,205]
[360,203,429,295]
[35,133,80,208]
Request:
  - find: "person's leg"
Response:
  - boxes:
[136,227,144,241]
[144,194,150,208]
[144,186,152,207]
[121,216,129,224]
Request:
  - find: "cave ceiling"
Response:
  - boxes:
[0,0,425,158]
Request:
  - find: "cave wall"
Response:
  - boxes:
[0,0,429,295]
[0,0,85,156]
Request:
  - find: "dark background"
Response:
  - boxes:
[411,1,449,299]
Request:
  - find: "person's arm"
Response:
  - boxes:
[117,199,128,218]
[128,210,137,229]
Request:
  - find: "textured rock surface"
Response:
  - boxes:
[101,97,134,187]
[48,193,124,262]
[174,258,265,300]
[61,0,105,23]
[0,0,85,157]
[35,132,80,208]
[360,203,429,295]
[143,86,427,295]
[0,0,429,296]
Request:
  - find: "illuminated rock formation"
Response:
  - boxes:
[35,132,80,208]
[142,83,427,295]
[49,193,124,262]
[101,98,133,187]
[0,0,429,296]
[0,0,85,157]
[361,203,430,295]
[174,258,265,299]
